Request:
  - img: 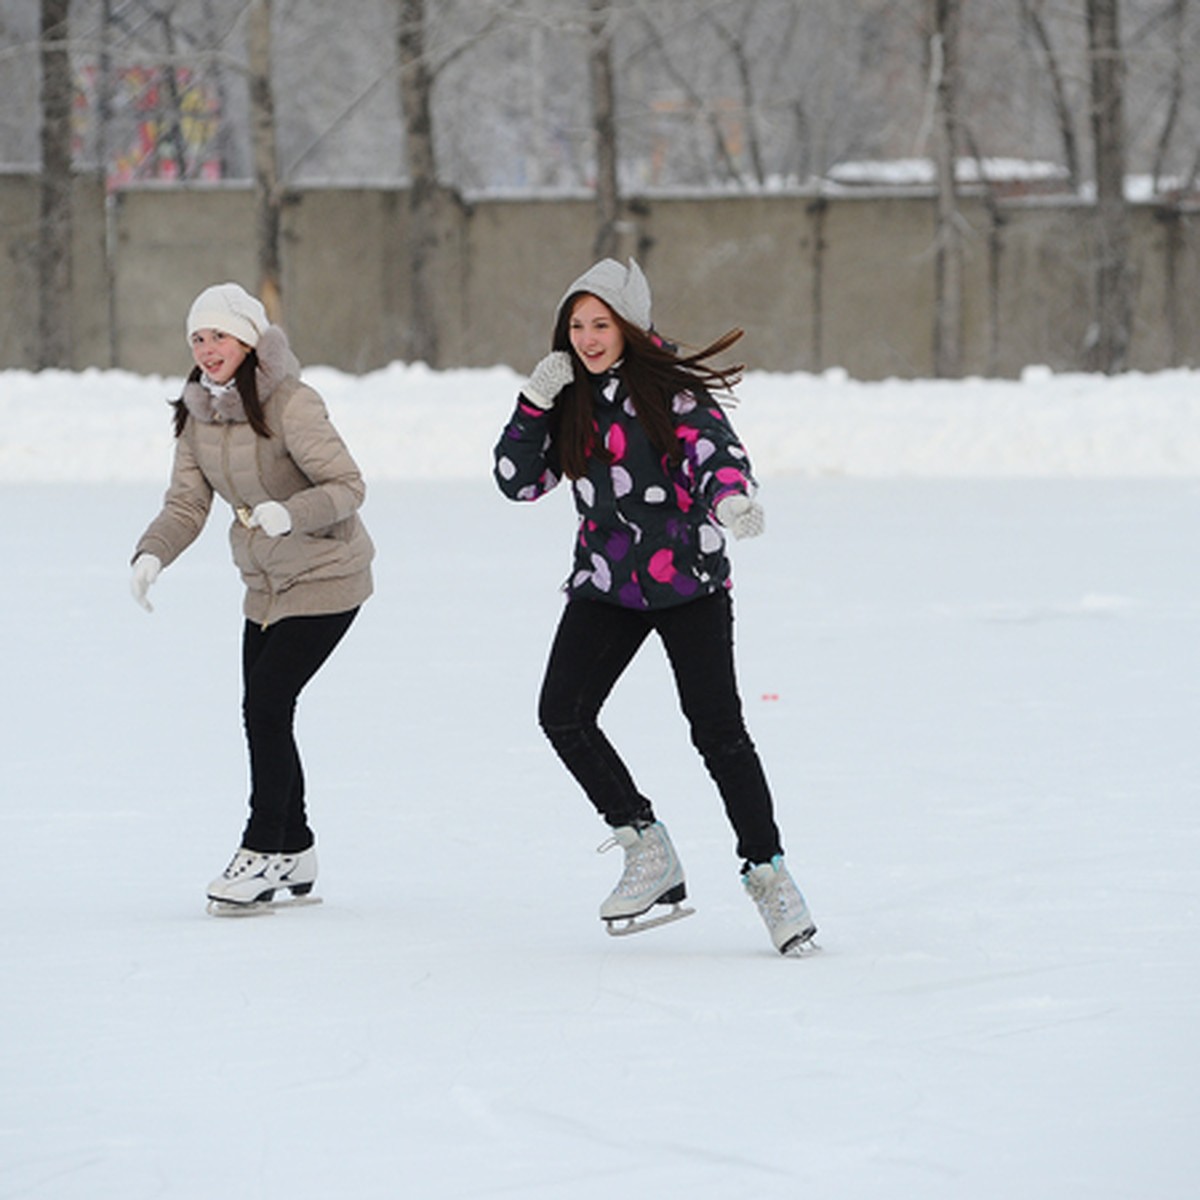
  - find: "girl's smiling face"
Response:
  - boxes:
[190,328,250,385]
[568,294,625,375]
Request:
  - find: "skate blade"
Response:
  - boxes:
[780,928,820,957]
[605,903,695,937]
[206,894,323,918]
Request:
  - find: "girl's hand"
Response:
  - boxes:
[248,500,292,537]
[523,351,575,409]
[715,494,765,539]
[130,553,162,612]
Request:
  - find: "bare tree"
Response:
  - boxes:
[628,0,849,189]
[705,6,767,185]
[1019,0,1082,191]
[927,0,964,378]
[633,13,743,186]
[151,9,192,180]
[962,127,1005,377]
[96,0,117,366]
[1150,0,1187,192]
[247,0,283,324]
[397,0,446,364]
[393,0,517,364]
[38,0,72,369]
[1086,0,1132,373]
[588,0,619,258]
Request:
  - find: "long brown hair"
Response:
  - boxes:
[551,293,744,480]
[170,350,271,438]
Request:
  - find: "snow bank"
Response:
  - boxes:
[2,361,1198,482]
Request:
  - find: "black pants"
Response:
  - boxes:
[537,591,783,864]
[240,609,358,853]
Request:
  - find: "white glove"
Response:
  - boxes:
[523,351,575,409]
[715,494,765,540]
[130,553,162,612]
[248,500,292,537]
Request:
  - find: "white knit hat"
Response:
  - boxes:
[185,282,269,347]
[558,258,653,331]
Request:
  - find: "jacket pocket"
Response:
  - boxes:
[229,525,267,589]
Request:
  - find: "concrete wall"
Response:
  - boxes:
[0,171,108,369]
[3,173,1200,378]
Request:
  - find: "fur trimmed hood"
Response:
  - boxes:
[181,325,301,424]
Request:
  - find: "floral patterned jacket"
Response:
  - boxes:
[493,368,756,609]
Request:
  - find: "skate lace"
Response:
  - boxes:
[223,849,264,880]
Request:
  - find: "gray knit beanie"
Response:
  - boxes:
[558,257,653,331]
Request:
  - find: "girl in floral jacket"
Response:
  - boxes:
[494,258,816,955]
[130,283,374,913]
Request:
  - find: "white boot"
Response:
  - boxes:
[742,856,817,955]
[598,821,692,934]
[206,845,318,907]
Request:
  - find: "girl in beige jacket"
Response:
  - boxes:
[131,283,374,913]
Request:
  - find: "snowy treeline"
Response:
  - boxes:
[4,1,1200,196]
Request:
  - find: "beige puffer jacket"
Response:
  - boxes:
[135,327,374,626]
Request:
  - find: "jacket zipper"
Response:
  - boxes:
[220,423,276,628]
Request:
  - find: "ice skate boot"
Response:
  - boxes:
[742,856,817,955]
[206,846,320,916]
[598,821,694,935]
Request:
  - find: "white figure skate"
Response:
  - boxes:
[598,821,694,936]
[206,846,320,916]
[742,856,817,955]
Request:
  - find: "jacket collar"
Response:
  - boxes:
[181,325,300,424]
[590,366,624,405]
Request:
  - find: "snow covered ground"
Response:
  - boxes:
[2,362,1197,1198]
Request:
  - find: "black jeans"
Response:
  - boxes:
[240,609,358,853]
[538,591,783,864]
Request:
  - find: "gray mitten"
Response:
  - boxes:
[523,351,575,409]
[715,494,765,539]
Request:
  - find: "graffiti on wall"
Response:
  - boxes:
[74,65,222,188]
